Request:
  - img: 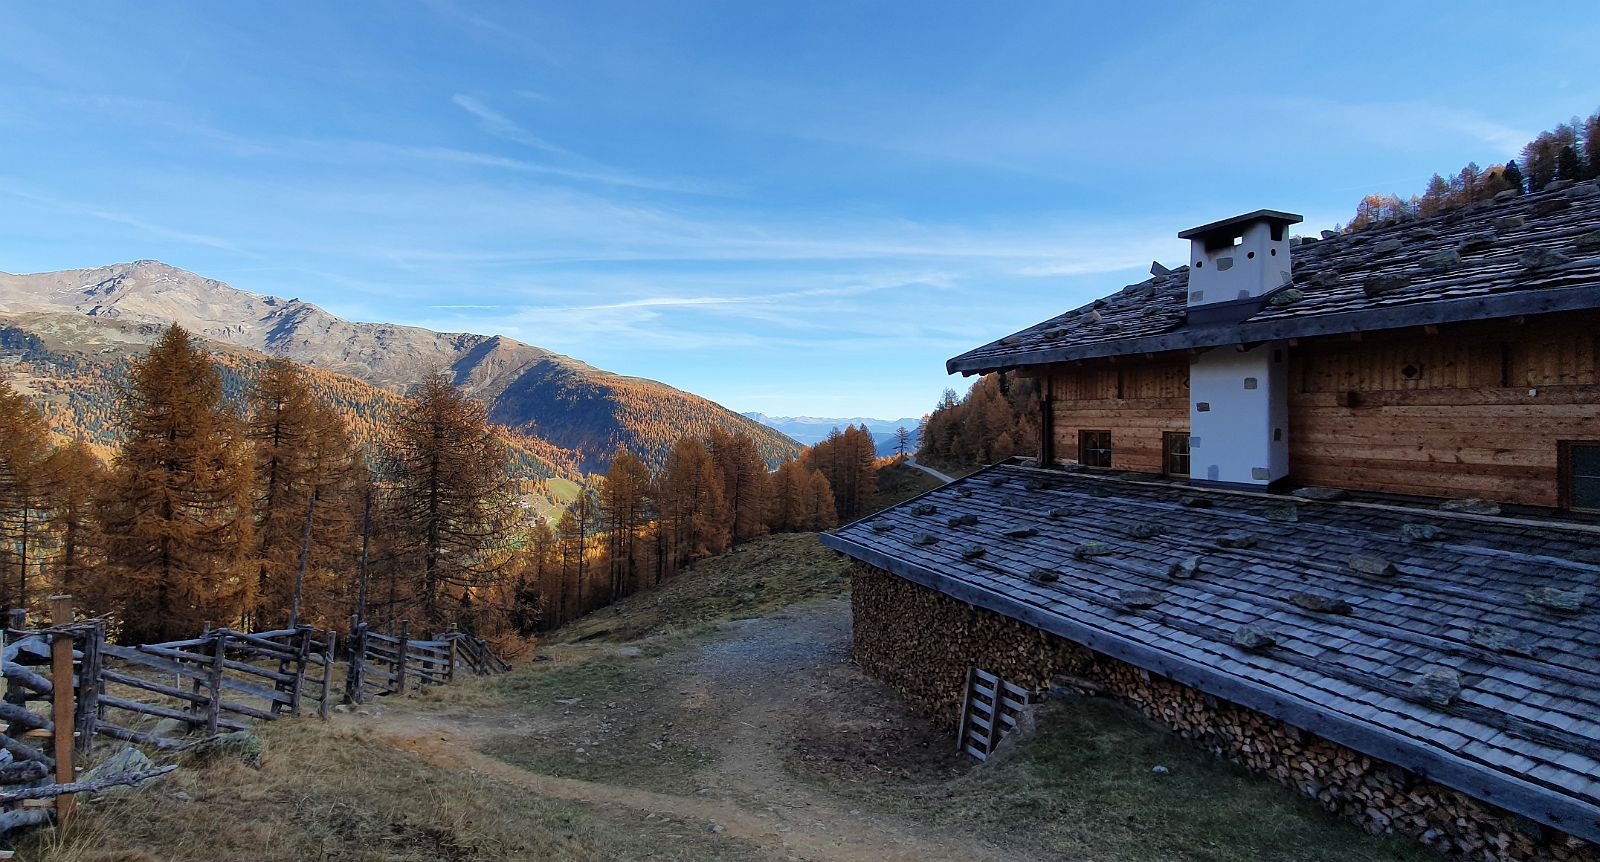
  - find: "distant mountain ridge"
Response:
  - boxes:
[743,412,921,457]
[0,261,802,472]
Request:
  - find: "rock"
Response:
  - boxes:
[554,697,582,706]
[151,717,191,739]
[947,514,978,528]
[1348,555,1398,578]
[1074,541,1113,558]
[1526,587,1586,614]
[181,730,265,769]
[1413,668,1461,706]
[1029,568,1061,584]
[1291,592,1352,614]
[1126,523,1162,539]
[1520,247,1570,270]
[1440,498,1500,516]
[1493,214,1525,231]
[1266,287,1304,307]
[1151,764,1170,775]
[961,545,986,560]
[1264,505,1299,523]
[1362,273,1410,297]
[82,747,165,802]
[999,335,1025,346]
[914,533,938,546]
[1468,625,1538,657]
[1167,555,1202,580]
[1457,232,1495,253]
[1178,495,1212,509]
[1291,486,1348,502]
[1565,182,1599,198]
[1574,230,1600,253]
[870,522,893,533]
[1002,527,1039,539]
[709,824,725,834]
[616,647,642,658]
[1399,523,1443,542]
[1493,188,1520,202]
[1419,249,1461,273]
[332,703,353,714]
[1535,198,1571,216]
[1544,179,1572,192]
[1216,532,1257,549]
[1373,238,1403,255]
[1232,625,1276,651]
[1118,589,1161,610]
[1047,507,1074,520]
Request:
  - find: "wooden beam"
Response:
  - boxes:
[49,596,74,826]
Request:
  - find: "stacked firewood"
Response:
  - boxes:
[849,564,1598,862]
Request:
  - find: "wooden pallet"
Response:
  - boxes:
[956,667,1038,762]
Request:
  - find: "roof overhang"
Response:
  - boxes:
[947,284,1600,376]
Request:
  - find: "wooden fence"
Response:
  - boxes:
[0,597,507,841]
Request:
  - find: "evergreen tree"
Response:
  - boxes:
[0,376,52,612]
[1557,145,1584,184]
[99,326,254,643]
[379,372,520,631]
[1502,160,1525,195]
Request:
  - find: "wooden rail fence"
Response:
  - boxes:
[0,598,507,843]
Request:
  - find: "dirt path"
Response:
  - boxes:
[369,597,1019,862]
[904,457,955,484]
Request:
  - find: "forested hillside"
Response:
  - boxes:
[0,312,579,510]
[916,373,1040,472]
[0,261,801,473]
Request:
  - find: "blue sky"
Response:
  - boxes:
[2,2,1597,419]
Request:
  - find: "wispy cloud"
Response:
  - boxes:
[0,182,256,255]
[450,93,569,155]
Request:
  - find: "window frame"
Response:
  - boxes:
[1559,440,1600,513]
[1162,431,1191,478]
[1078,429,1113,469]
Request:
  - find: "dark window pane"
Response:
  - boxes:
[1164,433,1190,477]
[1569,444,1600,510]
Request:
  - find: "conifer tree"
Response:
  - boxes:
[0,376,52,611]
[41,440,106,605]
[1557,145,1584,184]
[556,492,593,619]
[379,372,520,631]
[99,326,254,642]
[805,425,878,521]
[1502,160,1525,195]
[653,437,727,579]
[708,429,772,545]
[599,450,650,601]
[895,426,911,457]
[801,467,838,531]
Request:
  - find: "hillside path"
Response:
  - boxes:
[903,457,955,484]
[367,597,1020,862]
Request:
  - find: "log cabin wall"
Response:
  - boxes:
[1044,358,1189,472]
[1287,313,1600,506]
[851,563,1599,861]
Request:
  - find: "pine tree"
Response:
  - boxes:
[1557,145,1584,184]
[1502,160,1525,195]
[99,326,255,643]
[379,372,520,631]
[0,376,52,612]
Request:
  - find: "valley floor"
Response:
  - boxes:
[32,533,1431,862]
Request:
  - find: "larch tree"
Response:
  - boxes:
[99,326,255,643]
[805,425,877,521]
[41,440,107,606]
[0,376,52,612]
[599,450,650,601]
[895,426,911,457]
[379,372,520,631]
[708,429,772,545]
[653,436,727,579]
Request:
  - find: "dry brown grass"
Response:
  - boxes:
[22,716,747,862]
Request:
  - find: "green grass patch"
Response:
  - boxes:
[792,697,1433,862]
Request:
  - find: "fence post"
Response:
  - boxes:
[49,595,75,825]
[394,621,409,695]
[345,619,366,705]
[447,636,458,685]
[318,631,336,720]
[204,632,227,736]
[75,620,104,756]
[288,627,311,716]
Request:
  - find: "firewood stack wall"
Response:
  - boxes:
[850,563,1598,862]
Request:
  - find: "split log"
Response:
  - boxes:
[0,760,49,784]
[0,806,53,832]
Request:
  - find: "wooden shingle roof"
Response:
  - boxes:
[949,181,1600,375]
[822,463,1600,841]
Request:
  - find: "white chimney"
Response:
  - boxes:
[1179,210,1300,488]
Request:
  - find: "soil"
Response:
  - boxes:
[367,596,1019,862]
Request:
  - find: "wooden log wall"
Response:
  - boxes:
[1041,358,1189,472]
[1288,314,1600,507]
[851,563,1599,862]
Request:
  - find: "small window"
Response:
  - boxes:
[1079,430,1112,468]
[1561,441,1600,512]
[1163,432,1191,477]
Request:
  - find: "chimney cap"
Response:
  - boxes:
[1178,209,1304,241]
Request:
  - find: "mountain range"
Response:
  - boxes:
[0,261,801,475]
[743,413,921,458]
